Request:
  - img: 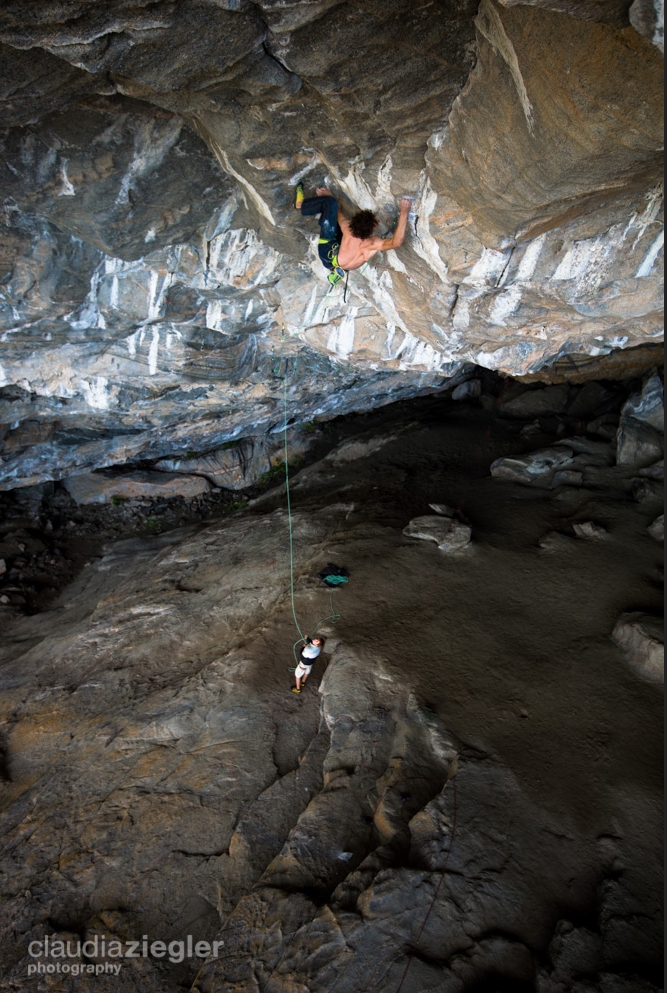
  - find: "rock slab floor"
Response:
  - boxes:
[0,397,663,992]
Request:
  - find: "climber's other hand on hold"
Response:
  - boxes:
[382,198,411,250]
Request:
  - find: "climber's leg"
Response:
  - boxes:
[300,194,338,234]
[301,196,341,258]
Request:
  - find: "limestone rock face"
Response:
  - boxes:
[156,437,274,490]
[0,0,663,488]
[63,469,211,505]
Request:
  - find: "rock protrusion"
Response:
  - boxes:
[403,515,472,552]
[572,521,608,540]
[156,438,272,490]
[491,433,617,488]
[64,470,211,505]
[538,531,575,552]
[647,514,664,540]
[616,371,664,466]
[612,612,664,683]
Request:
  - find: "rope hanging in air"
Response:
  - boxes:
[278,324,345,669]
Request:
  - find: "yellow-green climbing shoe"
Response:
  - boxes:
[294,183,304,210]
[327,266,345,287]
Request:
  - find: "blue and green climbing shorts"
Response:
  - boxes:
[301,195,344,274]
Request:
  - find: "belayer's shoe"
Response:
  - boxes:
[294,182,304,210]
[291,687,301,694]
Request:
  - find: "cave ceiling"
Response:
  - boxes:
[0,0,663,488]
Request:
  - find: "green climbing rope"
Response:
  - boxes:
[279,324,343,670]
[281,325,306,647]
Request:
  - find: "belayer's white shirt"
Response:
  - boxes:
[301,643,321,660]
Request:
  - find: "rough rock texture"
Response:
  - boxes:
[0,401,663,992]
[647,512,664,539]
[0,0,663,487]
[612,611,665,682]
[155,437,276,490]
[490,440,607,488]
[616,370,665,465]
[64,468,212,505]
[630,0,665,50]
[573,520,609,540]
[403,514,472,552]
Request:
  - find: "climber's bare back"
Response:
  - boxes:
[316,187,411,271]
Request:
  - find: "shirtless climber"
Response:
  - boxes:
[295,184,411,288]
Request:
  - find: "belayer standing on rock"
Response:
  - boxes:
[295,184,412,290]
[292,636,325,693]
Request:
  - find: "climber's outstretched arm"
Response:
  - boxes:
[378,198,411,251]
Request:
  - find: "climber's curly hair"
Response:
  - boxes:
[349,210,378,240]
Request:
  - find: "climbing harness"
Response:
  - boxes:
[319,238,350,301]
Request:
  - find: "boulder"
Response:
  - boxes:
[494,427,657,487]
[490,446,574,486]
[403,515,471,552]
[538,531,575,551]
[616,372,664,466]
[630,0,664,50]
[566,382,614,420]
[519,420,543,437]
[647,514,664,541]
[429,503,457,517]
[638,460,664,479]
[587,415,621,442]
[63,470,211,505]
[616,418,664,466]
[622,372,664,433]
[572,521,608,540]
[558,436,615,464]
[497,385,569,419]
[612,613,664,683]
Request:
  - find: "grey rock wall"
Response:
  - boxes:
[0,0,663,488]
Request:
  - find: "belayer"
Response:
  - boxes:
[295,184,411,290]
[292,636,325,694]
